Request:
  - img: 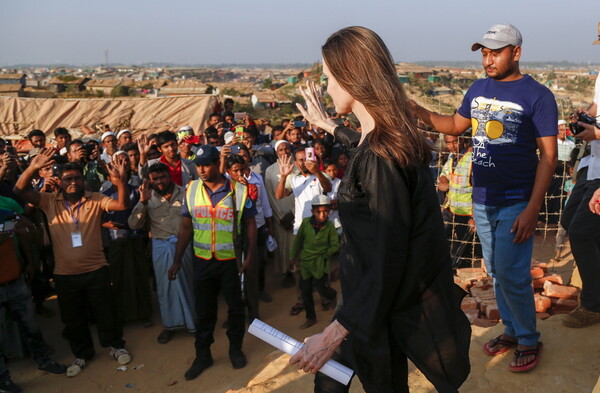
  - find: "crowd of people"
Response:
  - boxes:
[0,97,357,391]
[1,22,600,393]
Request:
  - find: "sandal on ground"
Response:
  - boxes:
[157,329,174,344]
[509,342,543,373]
[289,303,304,316]
[483,335,518,356]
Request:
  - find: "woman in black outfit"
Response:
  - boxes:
[289,26,471,393]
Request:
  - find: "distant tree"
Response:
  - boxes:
[57,75,78,82]
[110,85,130,97]
[221,88,242,96]
[95,90,105,97]
[262,78,273,89]
[546,70,557,82]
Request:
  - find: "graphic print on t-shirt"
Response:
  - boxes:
[469,96,524,169]
[470,96,523,145]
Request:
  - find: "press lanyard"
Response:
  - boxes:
[64,199,84,231]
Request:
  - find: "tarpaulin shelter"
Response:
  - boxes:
[0,94,218,140]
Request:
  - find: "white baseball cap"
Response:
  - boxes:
[471,23,522,51]
[311,194,331,206]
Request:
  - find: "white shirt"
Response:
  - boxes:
[289,173,327,234]
[557,138,575,162]
[587,74,600,180]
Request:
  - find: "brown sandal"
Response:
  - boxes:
[289,303,304,316]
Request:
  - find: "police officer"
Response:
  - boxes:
[438,134,476,265]
[169,145,257,381]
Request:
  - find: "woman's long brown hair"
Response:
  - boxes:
[322,26,432,167]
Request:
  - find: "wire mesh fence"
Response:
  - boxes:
[429,133,580,269]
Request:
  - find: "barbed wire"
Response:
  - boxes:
[430,133,578,270]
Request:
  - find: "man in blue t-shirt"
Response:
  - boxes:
[412,24,557,373]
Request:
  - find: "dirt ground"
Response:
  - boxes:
[6,235,600,393]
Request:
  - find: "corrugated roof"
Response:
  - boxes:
[0,73,25,80]
[0,84,23,92]
[211,82,256,94]
[159,80,209,94]
[86,79,123,88]
[395,63,434,74]
[252,90,291,103]
[48,77,88,85]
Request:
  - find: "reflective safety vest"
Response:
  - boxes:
[185,179,248,260]
[446,151,473,216]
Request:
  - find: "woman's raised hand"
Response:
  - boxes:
[297,81,337,134]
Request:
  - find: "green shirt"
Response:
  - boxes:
[291,217,339,280]
[0,196,24,214]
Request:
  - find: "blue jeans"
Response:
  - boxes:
[0,276,52,382]
[473,202,539,346]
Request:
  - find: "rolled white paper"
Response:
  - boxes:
[248,319,353,385]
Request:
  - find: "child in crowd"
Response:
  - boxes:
[324,160,342,234]
[335,151,349,179]
[290,195,339,329]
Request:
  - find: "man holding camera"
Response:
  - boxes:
[560,22,600,329]
[67,139,107,192]
[411,24,557,372]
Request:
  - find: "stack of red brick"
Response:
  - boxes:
[530,261,579,320]
[456,261,580,326]
[455,267,499,327]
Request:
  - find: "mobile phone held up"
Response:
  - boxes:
[305,147,316,162]
[235,126,244,142]
[230,145,241,155]
[293,121,306,128]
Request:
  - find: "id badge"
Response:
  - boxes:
[71,231,83,248]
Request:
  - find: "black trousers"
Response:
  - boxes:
[54,266,125,360]
[561,167,600,312]
[193,258,245,357]
[444,212,481,268]
[300,274,336,321]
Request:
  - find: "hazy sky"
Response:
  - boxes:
[1,0,599,66]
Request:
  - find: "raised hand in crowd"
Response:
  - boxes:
[138,179,152,204]
[72,144,87,162]
[276,119,296,141]
[277,154,294,177]
[106,155,128,188]
[297,80,338,134]
[40,176,60,193]
[244,113,253,126]
[305,159,319,175]
[137,134,153,165]
[2,151,17,167]
[89,143,101,161]
[0,152,17,180]
[29,147,56,171]
[215,122,225,137]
